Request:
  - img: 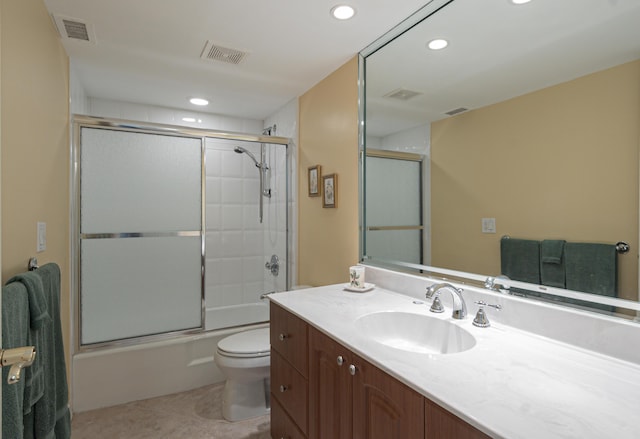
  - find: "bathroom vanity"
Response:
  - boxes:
[270,301,488,439]
[268,269,640,439]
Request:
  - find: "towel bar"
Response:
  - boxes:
[501,236,630,254]
[615,242,630,254]
[28,257,39,271]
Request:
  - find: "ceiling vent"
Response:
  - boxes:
[384,88,422,101]
[445,107,469,116]
[200,41,249,65]
[52,14,95,43]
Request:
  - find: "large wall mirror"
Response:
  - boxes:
[360,0,640,318]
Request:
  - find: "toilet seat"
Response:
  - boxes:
[217,328,270,358]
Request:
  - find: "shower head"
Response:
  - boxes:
[234,146,260,167]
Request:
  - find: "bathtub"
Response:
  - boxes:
[72,304,269,413]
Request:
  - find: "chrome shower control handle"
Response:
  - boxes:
[337,355,344,366]
[265,254,279,276]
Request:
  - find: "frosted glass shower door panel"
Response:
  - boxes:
[365,229,422,264]
[81,236,203,344]
[80,128,202,233]
[365,156,423,263]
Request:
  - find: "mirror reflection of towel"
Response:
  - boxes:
[540,240,565,288]
[500,237,540,284]
[565,243,617,297]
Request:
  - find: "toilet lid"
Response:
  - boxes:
[217,328,270,357]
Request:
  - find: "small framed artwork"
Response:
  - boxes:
[322,173,337,208]
[308,165,321,197]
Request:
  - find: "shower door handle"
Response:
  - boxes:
[265,254,279,276]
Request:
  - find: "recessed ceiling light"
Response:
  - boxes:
[189,97,209,106]
[427,39,448,50]
[182,117,197,123]
[331,5,355,20]
[511,0,532,4]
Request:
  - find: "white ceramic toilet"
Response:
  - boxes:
[214,327,271,421]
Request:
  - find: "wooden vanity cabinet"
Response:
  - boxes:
[425,400,491,439]
[309,326,424,439]
[271,302,492,439]
[308,326,354,439]
[270,304,309,438]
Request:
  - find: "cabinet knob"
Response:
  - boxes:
[279,384,288,393]
[278,333,288,341]
[337,355,344,366]
[349,364,357,376]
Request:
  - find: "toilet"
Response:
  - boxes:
[214,327,271,421]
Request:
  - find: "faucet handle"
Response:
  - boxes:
[472,301,502,328]
[429,293,445,314]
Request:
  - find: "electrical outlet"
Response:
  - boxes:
[37,222,47,252]
[482,218,496,234]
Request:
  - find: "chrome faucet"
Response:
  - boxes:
[425,283,467,320]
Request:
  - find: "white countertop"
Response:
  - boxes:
[270,284,640,439]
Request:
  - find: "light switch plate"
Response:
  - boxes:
[482,217,496,234]
[37,222,47,252]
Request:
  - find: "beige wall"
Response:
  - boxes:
[298,57,360,286]
[1,0,71,377]
[431,60,640,300]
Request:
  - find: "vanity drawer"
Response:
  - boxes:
[271,349,308,435]
[271,396,307,439]
[270,302,309,376]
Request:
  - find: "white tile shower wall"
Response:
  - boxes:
[264,98,298,289]
[381,123,430,155]
[205,139,275,330]
[70,61,90,116]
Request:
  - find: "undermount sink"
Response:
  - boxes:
[355,311,476,355]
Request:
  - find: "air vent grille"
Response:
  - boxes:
[384,88,422,100]
[201,41,249,65]
[52,14,95,43]
[62,19,89,41]
[445,107,469,116]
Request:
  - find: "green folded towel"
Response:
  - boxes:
[565,242,617,312]
[565,243,617,296]
[500,237,541,284]
[540,240,566,288]
[2,282,30,439]
[5,271,49,417]
[4,263,71,439]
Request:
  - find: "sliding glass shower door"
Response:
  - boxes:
[79,127,204,345]
[75,117,290,347]
[364,150,425,264]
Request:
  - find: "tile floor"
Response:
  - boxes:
[71,383,271,439]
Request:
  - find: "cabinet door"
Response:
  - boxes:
[271,349,309,435]
[352,355,424,439]
[270,302,308,377]
[308,327,353,439]
[425,399,491,439]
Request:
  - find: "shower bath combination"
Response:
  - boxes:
[234,145,271,223]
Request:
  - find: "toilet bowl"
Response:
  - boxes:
[214,327,271,421]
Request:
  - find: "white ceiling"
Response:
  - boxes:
[42,0,430,120]
[365,0,640,137]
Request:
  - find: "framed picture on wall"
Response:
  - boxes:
[322,174,337,208]
[308,165,321,197]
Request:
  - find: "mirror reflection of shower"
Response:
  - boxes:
[233,124,276,223]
